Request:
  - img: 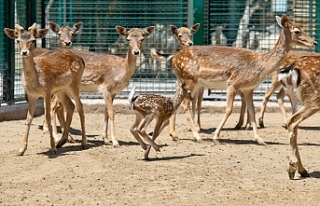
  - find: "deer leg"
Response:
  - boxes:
[69,88,88,150]
[18,95,45,156]
[169,112,179,141]
[196,87,204,132]
[286,107,317,179]
[103,92,120,147]
[243,90,265,145]
[276,88,288,127]
[182,96,202,141]
[213,86,236,144]
[191,88,203,132]
[50,95,62,142]
[235,91,246,129]
[130,113,147,150]
[259,81,281,128]
[137,114,160,152]
[144,119,169,160]
[56,92,75,148]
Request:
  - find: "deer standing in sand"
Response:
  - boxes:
[4,23,87,155]
[128,82,191,160]
[276,55,320,179]
[160,23,202,141]
[37,22,83,142]
[50,25,155,148]
[151,15,317,145]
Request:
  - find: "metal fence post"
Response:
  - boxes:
[193,0,204,45]
[3,0,15,105]
[316,0,320,52]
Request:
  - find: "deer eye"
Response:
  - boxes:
[127,39,130,42]
[179,35,182,38]
[16,40,20,44]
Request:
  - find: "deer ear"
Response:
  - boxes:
[35,29,49,38]
[73,22,83,34]
[276,14,289,28]
[49,22,60,33]
[275,16,283,28]
[116,26,128,36]
[190,23,200,34]
[142,26,155,36]
[4,28,18,39]
[170,25,178,35]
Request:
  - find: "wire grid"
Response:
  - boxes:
[0,0,319,104]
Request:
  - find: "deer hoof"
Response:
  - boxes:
[257,138,267,146]
[82,144,89,150]
[56,139,67,148]
[212,139,220,145]
[258,118,265,128]
[288,161,297,180]
[113,141,120,148]
[67,135,76,143]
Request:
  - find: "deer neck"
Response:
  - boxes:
[171,90,186,112]
[261,29,292,75]
[124,48,138,78]
[21,44,39,85]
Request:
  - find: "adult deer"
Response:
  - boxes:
[4,23,86,155]
[161,24,203,141]
[151,15,317,145]
[276,56,320,179]
[55,26,154,148]
[128,82,191,160]
[258,51,319,128]
[38,22,83,142]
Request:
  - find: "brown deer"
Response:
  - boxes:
[50,25,155,148]
[161,24,203,141]
[150,15,317,145]
[276,56,320,179]
[128,82,191,160]
[4,23,86,155]
[258,51,320,128]
[38,22,83,142]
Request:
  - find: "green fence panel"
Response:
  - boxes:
[0,0,319,104]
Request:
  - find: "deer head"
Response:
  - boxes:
[276,14,317,48]
[4,23,49,57]
[170,23,200,47]
[116,25,155,56]
[49,21,83,47]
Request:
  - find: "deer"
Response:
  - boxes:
[258,51,320,128]
[49,25,155,148]
[4,23,87,155]
[276,55,320,179]
[128,82,191,160]
[150,14,317,145]
[36,22,83,143]
[159,23,203,141]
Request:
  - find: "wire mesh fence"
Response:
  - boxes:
[0,0,319,105]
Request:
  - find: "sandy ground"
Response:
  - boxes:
[1,102,320,206]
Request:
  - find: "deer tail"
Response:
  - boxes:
[150,48,174,62]
[128,86,137,110]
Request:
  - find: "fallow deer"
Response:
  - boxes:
[258,51,320,128]
[276,55,320,179]
[49,26,155,148]
[38,22,83,142]
[128,82,191,160]
[150,15,317,145]
[160,23,202,141]
[4,23,86,155]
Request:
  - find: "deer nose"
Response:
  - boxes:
[21,50,29,56]
[314,41,318,46]
[133,50,140,55]
[64,42,72,46]
[188,42,193,46]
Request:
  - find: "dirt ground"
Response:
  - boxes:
[1,103,320,206]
